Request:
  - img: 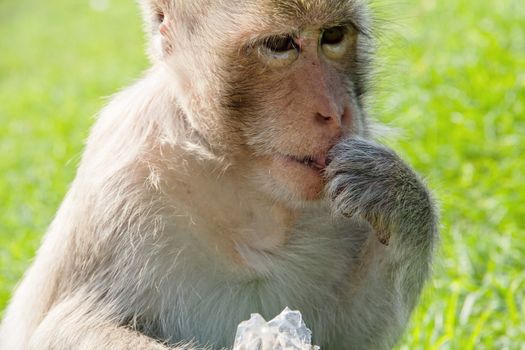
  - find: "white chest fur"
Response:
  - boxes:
[153,214,371,349]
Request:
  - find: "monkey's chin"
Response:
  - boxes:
[262,155,326,203]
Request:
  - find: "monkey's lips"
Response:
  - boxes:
[265,153,328,200]
[279,154,327,172]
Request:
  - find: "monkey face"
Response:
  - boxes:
[155,1,372,205]
[232,27,361,203]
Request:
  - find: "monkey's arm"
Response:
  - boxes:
[324,138,438,345]
[28,295,197,350]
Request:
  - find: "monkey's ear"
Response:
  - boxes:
[138,0,174,60]
[139,0,166,33]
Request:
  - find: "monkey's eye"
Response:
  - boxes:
[258,35,299,68]
[321,26,346,45]
[320,26,354,60]
[264,35,297,52]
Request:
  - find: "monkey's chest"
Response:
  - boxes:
[161,223,367,349]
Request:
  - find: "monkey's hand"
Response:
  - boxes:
[324,138,437,247]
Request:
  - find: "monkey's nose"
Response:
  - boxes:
[314,111,344,143]
[315,112,342,127]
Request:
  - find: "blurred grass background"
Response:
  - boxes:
[0,0,524,349]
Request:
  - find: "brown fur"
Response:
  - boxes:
[0,1,437,349]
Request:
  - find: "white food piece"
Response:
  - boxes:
[233,307,320,350]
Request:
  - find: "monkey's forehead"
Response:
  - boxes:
[172,0,369,36]
[244,0,368,30]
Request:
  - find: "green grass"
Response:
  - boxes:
[0,0,524,349]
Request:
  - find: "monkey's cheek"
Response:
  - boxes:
[270,157,326,201]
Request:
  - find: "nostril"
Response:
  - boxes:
[316,113,333,124]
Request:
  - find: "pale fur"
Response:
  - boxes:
[0,1,437,349]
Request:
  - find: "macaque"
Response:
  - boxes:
[0,0,438,349]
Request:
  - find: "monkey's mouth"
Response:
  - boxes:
[282,154,327,171]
